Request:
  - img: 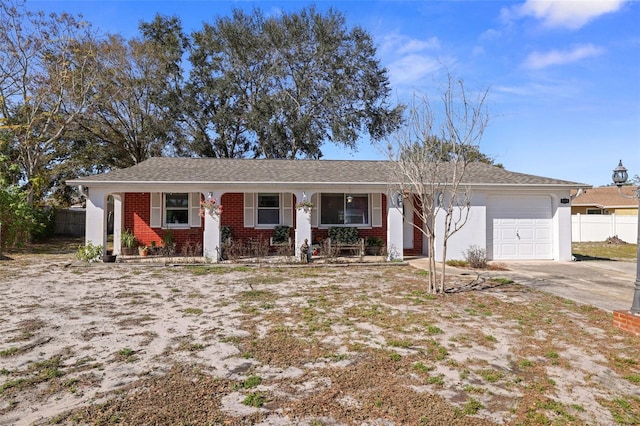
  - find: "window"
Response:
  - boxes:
[257,193,280,225]
[165,193,189,226]
[586,208,604,215]
[320,193,369,225]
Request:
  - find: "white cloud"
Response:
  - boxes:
[523,44,605,69]
[387,54,443,85]
[479,28,501,41]
[378,32,440,56]
[507,0,627,29]
[376,31,444,87]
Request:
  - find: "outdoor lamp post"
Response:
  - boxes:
[612,160,640,314]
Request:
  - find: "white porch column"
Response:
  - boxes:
[85,187,108,255]
[202,191,222,262]
[387,191,404,260]
[112,194,123,255]
[294,191,313,259]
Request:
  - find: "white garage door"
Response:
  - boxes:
[487,195,553,260]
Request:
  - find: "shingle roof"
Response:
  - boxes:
[67,157,589,188]
[571,186,639,208]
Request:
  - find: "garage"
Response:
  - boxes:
[487,195,553,260]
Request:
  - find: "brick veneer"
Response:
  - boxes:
[124,193,204,254]
[613,310,640,337]
[124,191,418,256]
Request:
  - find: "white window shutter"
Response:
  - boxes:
[244,193,255,227]
[150,193,162,228]
[282,193,293,226]
[311,193,319,227]
[190,193,202,228]
[372,193,382,227]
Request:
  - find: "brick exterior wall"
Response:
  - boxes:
[613,310,640,337]
[124,193,204,254]
[123,192,423,256]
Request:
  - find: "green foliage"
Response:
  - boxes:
[328,226,359,244]
[463,397,484,415]
[161,229,174,247]
[366,236,383,247]
[75,243,103,263]
[121,229,137,248]
[186,6,403,159]
[221,226,233,243]
[0,186,46,248]
[242,392,266,407]
[272,226,290,244]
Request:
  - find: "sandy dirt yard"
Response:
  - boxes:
[0,251,639,425]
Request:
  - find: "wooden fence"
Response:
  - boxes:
[54,208,86,236]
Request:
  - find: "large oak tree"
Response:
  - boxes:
[185,6,404,159]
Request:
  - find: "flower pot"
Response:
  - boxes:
[122,247,136,256]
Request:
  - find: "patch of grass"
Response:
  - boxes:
[463,385,485,394]
[238,289,276,301]
[624,374,640,384]
[388,352,402,361]
[388,339,412,348]
[115,347,137,363]
[572,242,637,261]
[425,325,443,335]
[491,277,514,285]
[427,374,445,385]
[242,391,266,407]
[184,307,203,315]
[184,266,231,275]
[519,359,534,368]
[241,375,262,389]
[485,335,497,343]
[413,362,432,373]
[0,347,20,357]
[446,259,468,267]
[476,368,504,383]
[0,378,26,393]
[463,397,484,414]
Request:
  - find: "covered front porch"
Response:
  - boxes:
[83,187,416,263]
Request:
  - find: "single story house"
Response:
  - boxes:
[571,186,639,216]
[66,157,590,262]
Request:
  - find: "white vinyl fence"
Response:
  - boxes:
[572,214,638,243]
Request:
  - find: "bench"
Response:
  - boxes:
[325,237,365,260]
[326,227,364,260]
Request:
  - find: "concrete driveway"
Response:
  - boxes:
[409,258,638,313]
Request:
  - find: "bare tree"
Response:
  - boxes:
[0,1,98,204]
[386,75,490,293]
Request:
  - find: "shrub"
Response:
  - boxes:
[75,243,103,263]
[272,225,290,244]
[0,186,46,248]
[220,225,232,243]
[464,245,487,269]
[328,226,358,244]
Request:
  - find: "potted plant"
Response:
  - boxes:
[365,236,384,255]
[121,229,137,255]
[138,245,149,256]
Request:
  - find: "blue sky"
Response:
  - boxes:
[30,0,640,186]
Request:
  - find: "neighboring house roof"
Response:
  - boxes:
[66,157,590,189]
[571,186,639,209]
